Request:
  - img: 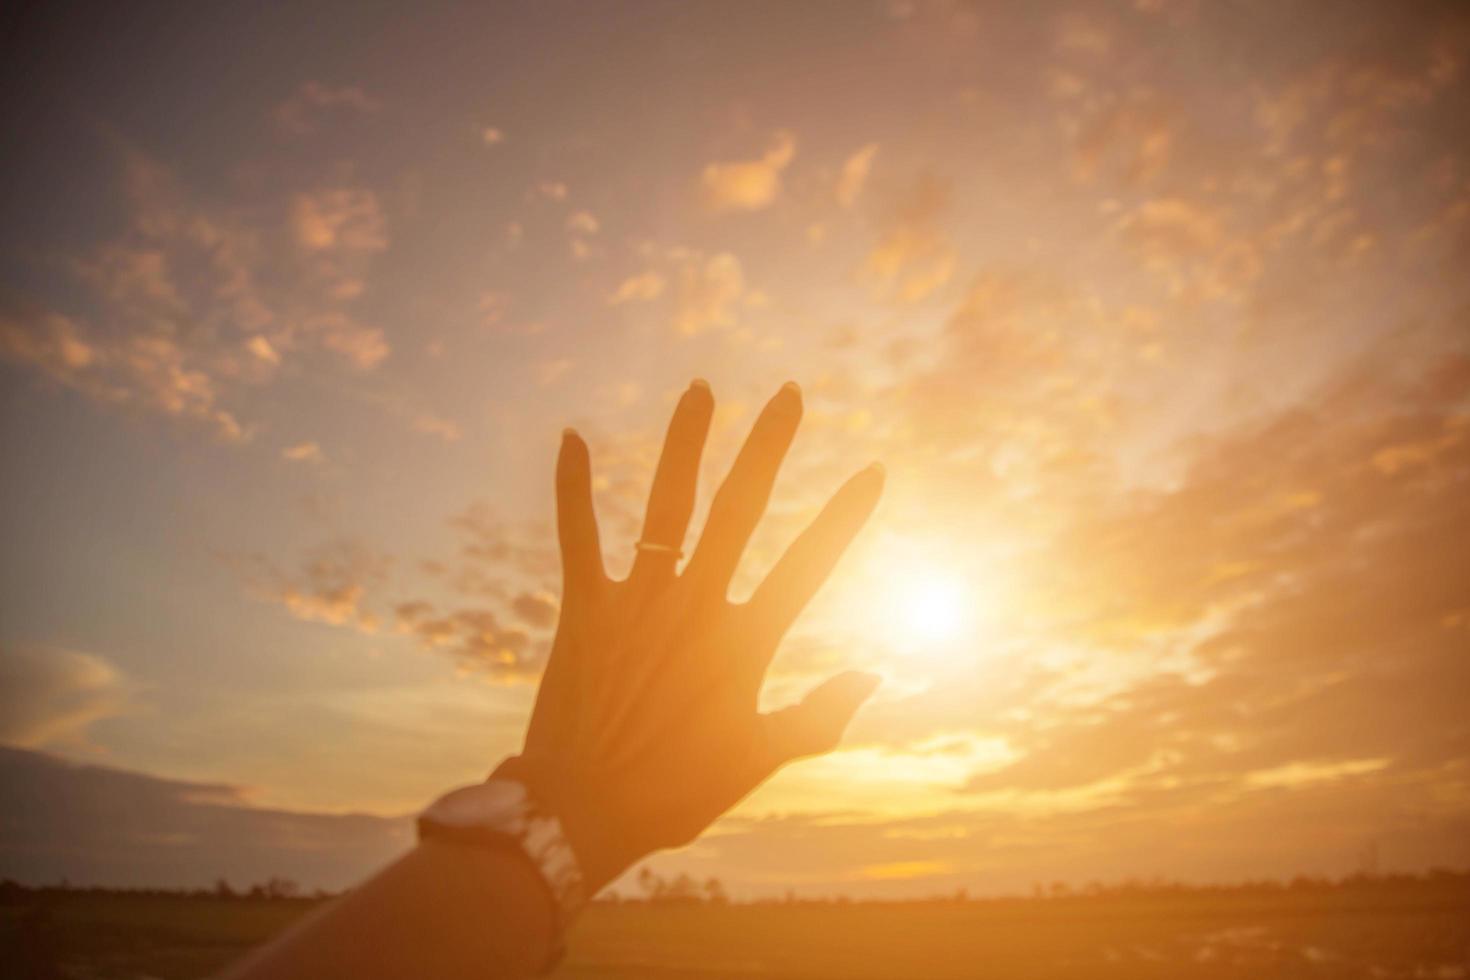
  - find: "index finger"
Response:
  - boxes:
[746,462,884,661]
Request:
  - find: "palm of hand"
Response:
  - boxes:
[518,381,883,891]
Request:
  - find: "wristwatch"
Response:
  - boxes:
[418,758,586,972]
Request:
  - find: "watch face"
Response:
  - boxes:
[423,780,530,833]
[420,778,587,944]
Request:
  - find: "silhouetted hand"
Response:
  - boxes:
[516,380,884,892]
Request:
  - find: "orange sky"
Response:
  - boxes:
[1,0,1468,896]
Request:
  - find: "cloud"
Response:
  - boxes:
[701,130,796,212]
[242,540,390,634]
[865,173,956,302]
[0,305,249,443]
[0,747,408,890]
[510,591,558,630]
[1069,99,1174,186]
[879,264,1111,477]
[273,81,378,135]
[0,649,131,749]
[949,346,1470,849]
[393,601,534,677]
[282,586,374,631]
[602,245,747,334]
[1116,196,1221,257]
[232,517,554,678]
[860,859,952,880]
[566,211,599,236]
[0,148,399,442]
[271,183,394,369]
[477,291,509,325]
[836,143,879,208]
[291,187,388,254]
[412,411,463,442]
[681,774,1470,897]
[672,250,745,335]
[448,502,559,582]
[281,441,323,464]
[305,311,390,370]
[609,271,666,305]
[246,334,281,365]
[0,311,96,374]
[565,210,600,261]
[232,499,571,679]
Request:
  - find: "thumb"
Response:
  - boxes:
[763,670,882,767]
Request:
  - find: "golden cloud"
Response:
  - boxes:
[273,81,378,135]
[865,174,956,303]
[393,601,532,675]
[701,130,797,212]
[0,149,408,441]
[836,143,879,208]
[291,187,388,254]
[609,271,667,305]
[0,648,132,749]
[281,441,323,464]
[672,251,745,335]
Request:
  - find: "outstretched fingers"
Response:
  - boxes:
[629,380,714,587]
[747,463,884,658]
[684,382,802,597]
[761,670,882,769]
[557,429,604,591]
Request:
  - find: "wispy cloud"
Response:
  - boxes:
[671,250,745,335]
[0,747,409,890]
[281,441,324,464]
[836,143,879,208]
[0,648,132,749]
[609,270,667,305]
[274,81,379,136]
[864,174,955,303]
[701,130,796,212]
[0,148,395,441]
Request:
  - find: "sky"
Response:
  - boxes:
[1,0,1468,897]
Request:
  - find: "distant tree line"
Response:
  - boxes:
[0,876,331,903]
[580,867,1470,906]
[1020,868,1470,902]
[2,867,1467,907]
[622,867,729,905]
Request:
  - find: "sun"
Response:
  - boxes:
[874,559,976,655]
[899,573,966,643]
[830,533,997,660]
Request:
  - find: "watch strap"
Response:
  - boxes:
[418,773,586,970]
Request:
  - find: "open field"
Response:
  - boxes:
[3,878,1468,979]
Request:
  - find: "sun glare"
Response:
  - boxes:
[860,540,984,656]
[899,573,966,643]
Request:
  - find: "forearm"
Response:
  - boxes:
[219,380,878,977]
[218,841,555,980]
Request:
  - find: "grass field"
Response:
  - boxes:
[3,878,1468,978]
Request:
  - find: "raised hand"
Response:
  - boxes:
[516,379,884,892]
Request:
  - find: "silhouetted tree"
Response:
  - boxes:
[264,877,299,899]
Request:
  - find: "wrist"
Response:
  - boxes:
[418,771,586,973]
[550,802,632,896]
[490,756,636,897]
